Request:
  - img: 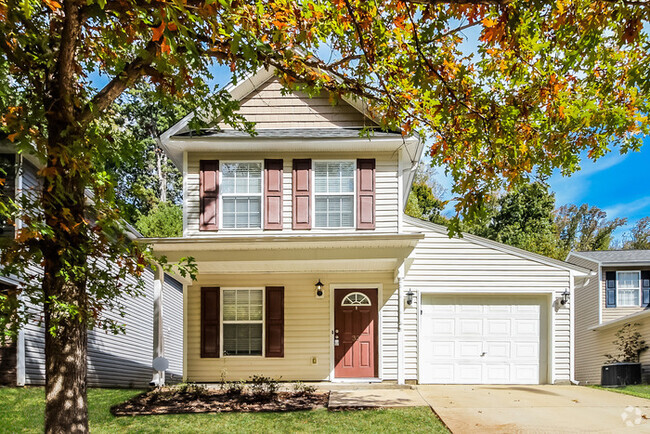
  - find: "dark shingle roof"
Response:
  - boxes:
[573,250,650,264]
[173,127,402,139]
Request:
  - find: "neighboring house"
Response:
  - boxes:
[566,250,650,384]
[0,149,183,387]
[148,67,590,385]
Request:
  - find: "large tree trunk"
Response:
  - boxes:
[42,122,90,433]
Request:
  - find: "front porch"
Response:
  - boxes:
[146,233,423,384]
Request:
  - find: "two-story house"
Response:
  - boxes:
[149,67,590,385]
[566,250,650,384]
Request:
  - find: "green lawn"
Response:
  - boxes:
[591,384,650,400]
[0,387,448,433]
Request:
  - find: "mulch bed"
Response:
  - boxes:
[111,388,330,416]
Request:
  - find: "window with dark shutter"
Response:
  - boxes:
[357,159,376,229]
[605,271,617,308]
[265,286,284,358]
[199,160,219,231]
[264,159,283,230]
[292,159,311,229]
[201,287,220,358]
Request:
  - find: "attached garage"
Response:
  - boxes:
[419,294,549,384]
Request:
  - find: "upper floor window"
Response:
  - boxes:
[221,162,262,229]
[617,271,641,307]
[314,161,355,228]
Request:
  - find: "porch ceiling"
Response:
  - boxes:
[143,233,423,275]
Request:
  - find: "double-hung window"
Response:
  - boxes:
[221,162,262,229]
[617,271,641,307]
[314,161,355,228]
[222,288,264,356]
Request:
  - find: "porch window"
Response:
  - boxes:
[222,288,263,356]
[220,162,262,228]
[617,271,641,307]
[314,161,355,228]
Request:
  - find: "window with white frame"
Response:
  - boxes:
[221,162,262,229]
[314,161,355,228]
[222,288,263,356]
[617,271,641,307]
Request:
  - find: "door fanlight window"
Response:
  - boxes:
[341,292,372,306]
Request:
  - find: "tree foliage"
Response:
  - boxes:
[135,202,183,238]
[555,204,626,256]
[0,0,649,431]
[623,217,650,250]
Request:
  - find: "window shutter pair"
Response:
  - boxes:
[200,286,284,358]
[200,159,283,231]
[292,158,376,230]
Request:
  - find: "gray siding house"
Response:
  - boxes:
[567,250,650,384]
[0,149,183,388]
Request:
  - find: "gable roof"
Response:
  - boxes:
[567,250,650,266]
[404,215,592,275]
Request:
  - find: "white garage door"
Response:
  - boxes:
[420,295,545,385]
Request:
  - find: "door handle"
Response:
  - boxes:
[480,352,487,357]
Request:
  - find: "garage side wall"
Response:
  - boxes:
[402,219,573,384]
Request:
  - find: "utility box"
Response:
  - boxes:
[601,363,642,387]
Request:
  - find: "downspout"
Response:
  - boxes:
[15,154,25,386]
[150,265,165,386]
[397,264,405,385]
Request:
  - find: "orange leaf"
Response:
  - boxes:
[152,22,165,42]
[44,0,61,11]
[161,39,170,54]
[7,132,18,142]
[167,22,178,32]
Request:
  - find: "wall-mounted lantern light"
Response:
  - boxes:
[560,289,570,305]
[315,279,324,298]
[406,289,415,306]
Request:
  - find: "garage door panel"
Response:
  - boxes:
[458,319,482,335]
[420,295,544,385]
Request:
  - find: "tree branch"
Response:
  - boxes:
[78,41,159,126]
[56,0,83,123]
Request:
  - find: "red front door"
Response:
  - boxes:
[334,289,378,378]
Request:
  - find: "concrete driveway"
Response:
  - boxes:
[418,385,650,433]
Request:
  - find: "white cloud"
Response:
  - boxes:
[603,196,650,219]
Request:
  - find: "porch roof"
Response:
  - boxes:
[142,233,424,280]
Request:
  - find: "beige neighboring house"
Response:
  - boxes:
[147,67,590,385]
[566,250,650,384]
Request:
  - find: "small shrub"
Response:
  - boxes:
[605,323,649,363]
[249,375,281,399]
[173,382,208,398]
[293,381,317,396]
[224,381,245,397]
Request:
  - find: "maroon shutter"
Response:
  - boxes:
[201,287,220,358]
[357,159,376,229]
[292,159,311,229]
[265,286,284,358]
[264,159,283,230]
[200,160,219,231]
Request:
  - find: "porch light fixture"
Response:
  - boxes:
[406,289,415,306]
[560,289,570,305]
[315,279,324,298]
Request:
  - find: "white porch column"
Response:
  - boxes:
[15,154,25,386]
[151,265,165,386]
[397,264,405,385]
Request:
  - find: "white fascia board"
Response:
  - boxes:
[589,309,650,331]
[400,133,424,209]
[404,215,592,276]
[565,251,602,265]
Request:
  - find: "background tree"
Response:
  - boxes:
[473,183,559,258]
[135,202,183,238]
[623,217,650,250]
[406,163,448,224]
[555,204,626,257]
[1,1,649,432]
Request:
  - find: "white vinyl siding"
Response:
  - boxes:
[220,162,262,229]
[186,272,397,382]
[314,161,355,228]
[185,152,399,236]
[402,217,572,384]
[617,271,640,307]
